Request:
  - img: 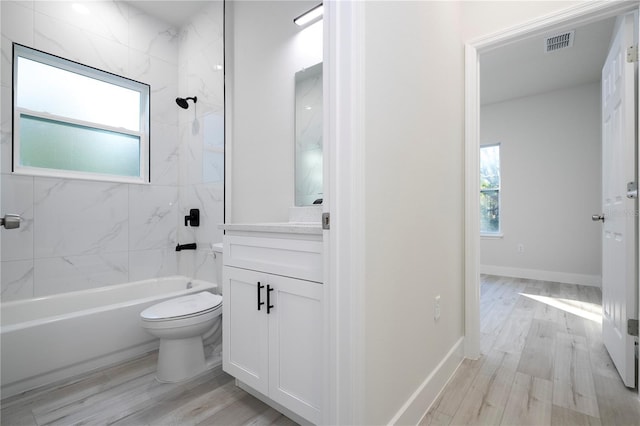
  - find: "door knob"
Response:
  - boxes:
[592,214,605,222]
[1,214,21,229]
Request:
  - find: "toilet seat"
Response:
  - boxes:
[141,292,222,322]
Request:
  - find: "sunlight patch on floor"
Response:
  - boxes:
[520,293,602,323]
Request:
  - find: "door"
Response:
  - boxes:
[600,12,638,388]
[268,274,323,424]
[222,266,269,394]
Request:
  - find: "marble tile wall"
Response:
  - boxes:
[0,1,223,301]
[176,1,225,284]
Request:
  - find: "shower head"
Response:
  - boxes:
[176,96,197,109]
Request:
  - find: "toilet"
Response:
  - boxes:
[140,291,223,383]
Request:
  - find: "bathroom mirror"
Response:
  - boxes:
[294,62,323,206]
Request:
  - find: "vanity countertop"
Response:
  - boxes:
[219,222,323,235]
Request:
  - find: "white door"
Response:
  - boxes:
[222,266,270,395]
[600,12,638,388]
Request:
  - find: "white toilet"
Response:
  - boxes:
[140,290,223,383]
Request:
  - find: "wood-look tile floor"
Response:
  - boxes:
[0,353,297,426]
[4,275,639,426]
[421,275,640,426]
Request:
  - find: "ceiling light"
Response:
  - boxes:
[294,4,323,27]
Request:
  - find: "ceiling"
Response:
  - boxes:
[480,17,616,105]
[125,1,210,27]
[125,1,615,106]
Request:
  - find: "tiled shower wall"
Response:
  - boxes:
[176,1,225,282]
[0,1,224,301]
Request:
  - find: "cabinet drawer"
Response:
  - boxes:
[223,235,322,283]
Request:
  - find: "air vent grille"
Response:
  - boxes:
[545,30,575,53]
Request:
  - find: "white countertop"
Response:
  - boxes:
[219,222,323,235]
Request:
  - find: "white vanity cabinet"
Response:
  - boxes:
[221,229,323,424]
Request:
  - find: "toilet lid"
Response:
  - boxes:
[141,292,222,320]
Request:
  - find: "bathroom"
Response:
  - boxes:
[4,1,638,425]
[1,0,225,400]
[1,0,324,423]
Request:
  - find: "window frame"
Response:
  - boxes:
[480,143,502,237]
[12,43,151,184]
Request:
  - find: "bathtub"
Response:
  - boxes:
[1,275,217,398]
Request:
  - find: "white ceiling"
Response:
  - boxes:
[125,1,210,27]
[480,17,616,105]
[126,2,615,106]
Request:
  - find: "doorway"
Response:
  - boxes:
[464,1,639,394]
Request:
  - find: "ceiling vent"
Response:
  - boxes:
[544,30,575,53]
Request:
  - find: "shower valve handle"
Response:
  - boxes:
[184,209,200,227]
[1,214,21,230]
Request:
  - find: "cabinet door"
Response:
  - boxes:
[223,266,269,395]
[268,275,323,424]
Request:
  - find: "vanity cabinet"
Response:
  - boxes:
[222,232,323,424]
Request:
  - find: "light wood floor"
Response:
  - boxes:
[3,275,639,425]
[421,275,640,426]
[0,353,297,426]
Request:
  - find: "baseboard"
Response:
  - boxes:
[480,265,601,287]
[387,337,464,425]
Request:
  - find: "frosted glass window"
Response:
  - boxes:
[20,115,140,177]
[13,44,150,183]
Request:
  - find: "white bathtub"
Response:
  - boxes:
[1,275,217,398]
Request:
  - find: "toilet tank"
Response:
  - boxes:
[211,243,224,291]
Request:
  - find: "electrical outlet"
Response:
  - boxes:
[434,295,441,321]
[517,243,525,253]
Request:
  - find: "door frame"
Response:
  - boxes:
[464,1,639,360]
[323,1,367,425]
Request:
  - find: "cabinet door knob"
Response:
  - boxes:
[257,282,265,311]
[267,285,275,314]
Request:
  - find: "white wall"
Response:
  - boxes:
[227,0,322,223]
[480,83,602,285]
[0,1,224,300]
[459,1,583,41]
[355,1,588,424]
[361,2,465,423]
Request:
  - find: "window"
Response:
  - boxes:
[13,44,150,183]
[480,144,500,234]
